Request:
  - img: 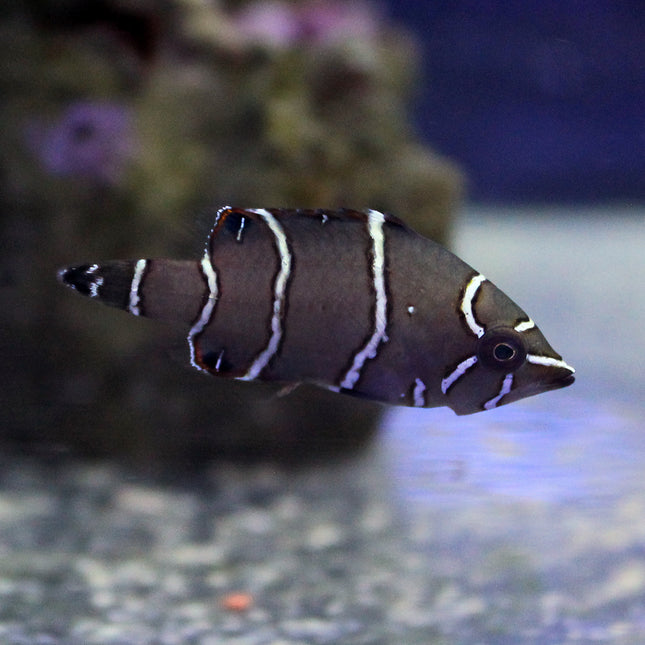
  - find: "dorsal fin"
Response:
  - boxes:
[206,207,409,247]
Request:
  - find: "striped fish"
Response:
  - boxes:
[58,207,575,415]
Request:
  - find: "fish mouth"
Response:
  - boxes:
[518,369,575,399]
[542,371,575,393]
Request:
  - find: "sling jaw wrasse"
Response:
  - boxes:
[58,206,575,415]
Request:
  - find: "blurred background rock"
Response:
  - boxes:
[0,0,462,465]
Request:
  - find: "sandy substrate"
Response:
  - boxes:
[2,206,643,644]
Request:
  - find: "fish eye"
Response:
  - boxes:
[477,328,527,372]
[493,342,515,361]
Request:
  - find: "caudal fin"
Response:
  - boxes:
[58,258,208,324]
[58,261,142,311]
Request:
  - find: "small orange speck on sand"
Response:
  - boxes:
[221,592,253,612]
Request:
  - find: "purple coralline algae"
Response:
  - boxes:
[28,101,135,185]
[234,0,380,48]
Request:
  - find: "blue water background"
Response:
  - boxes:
[383,207,645,506]
[387,2,645,202]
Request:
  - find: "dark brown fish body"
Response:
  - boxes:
[59,207,574,414]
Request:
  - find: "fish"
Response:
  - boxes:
[58,206,575,415]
